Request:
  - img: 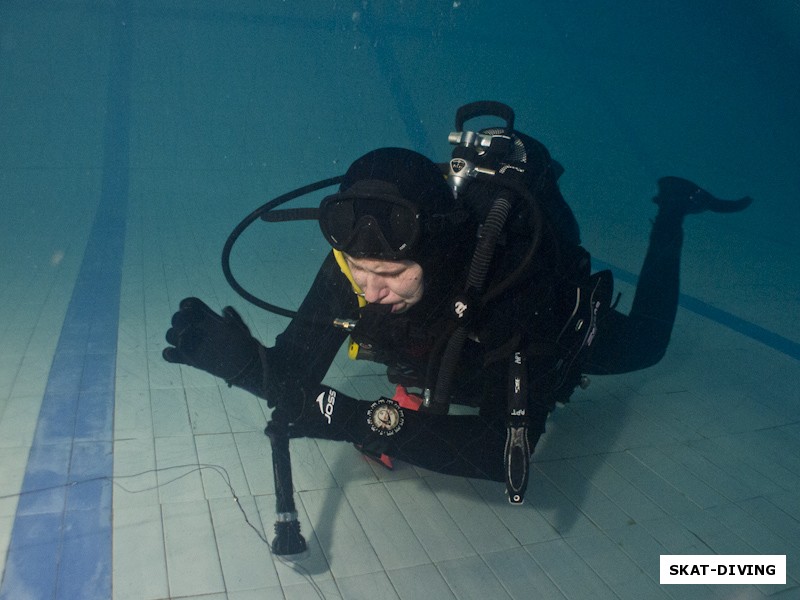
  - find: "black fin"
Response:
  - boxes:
[655,176,753,215]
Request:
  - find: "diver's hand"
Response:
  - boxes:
[163,297,262,387]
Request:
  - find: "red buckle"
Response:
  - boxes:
[393,384,423,411]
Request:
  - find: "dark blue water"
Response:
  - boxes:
[0,2,798,598]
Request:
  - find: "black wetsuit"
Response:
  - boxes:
[257,185,684,482]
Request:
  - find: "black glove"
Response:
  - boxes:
[163,297,266,393]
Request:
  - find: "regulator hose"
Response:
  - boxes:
[221,175,343,319]
[425,195,514,413]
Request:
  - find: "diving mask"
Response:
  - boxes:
[319,179,422,260]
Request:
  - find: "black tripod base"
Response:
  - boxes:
[272,520,308,556]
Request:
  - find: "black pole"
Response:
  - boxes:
[264,412,307,555]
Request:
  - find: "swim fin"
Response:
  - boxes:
[655,176,753,215]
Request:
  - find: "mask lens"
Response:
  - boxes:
[323,199,357,246]
[320,196,419,258]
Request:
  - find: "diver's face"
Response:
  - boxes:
[345,255,424,314]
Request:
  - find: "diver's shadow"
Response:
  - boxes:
[281,439,370,579]
[296,376,638,567]
[438,377,634,537]
[526,378,632,535]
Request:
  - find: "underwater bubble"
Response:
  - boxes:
[50,250,65,266]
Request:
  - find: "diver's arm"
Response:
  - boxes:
[247,252,355,402]
[269,252,355,387]
[163,253,354,408]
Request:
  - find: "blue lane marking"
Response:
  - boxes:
[593,259,800,361]
[0,4,131,599]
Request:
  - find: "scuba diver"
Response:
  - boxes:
[163,102,752,504]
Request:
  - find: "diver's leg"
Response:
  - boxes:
[586,178,752,374]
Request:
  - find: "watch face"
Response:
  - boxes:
[367,398,405,436]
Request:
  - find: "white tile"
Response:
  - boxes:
[697,396,793,437]
[437,555,513,600]
[113,388,153,440]
[316,439,380,489]
[336,571,400,600]
[194,433,249,500]
[0,394,41,450]
[426,475,519,554]
[178,364,220,390]
[228,588,286,600]
[186,385,231,435]
[639,515,712,555]
[603,522,669,577]
[162,500,225,598]
[656,443,762,503]
[9,353,51,397]
[483,547,568,600]
[687,436,786,496]
[253,494,333,590]
[736,496,800,551]
[234,431,276,496]
[628,445,727,509]
[526,538,616,600]
[384,478,474,562]
[150,387,192,438]
[767,491,800,524]
[220,386,269,433]
[565,530,649,587]
[287,438,338,493]
[112,437,159,508]
[344,482,429,570]
[603,452,697,516]
[208,496,281,592]
[281,578,342,600]
[709,503,800,588]
[387,563,456,600]
[154,436,203,504]
[611,572,673,600]
[537,459,634,531]
[608,403,684,450]
[570,455,668,523]
[0,357,22,398]
[0,515,11,581]
[299,487,383,578]
[625,390,709,442]
[0,332,31,363]
[112,504,168,600]
[525,465,601,538]
[470,479,562,546]
[146,350,184,389]
[114,350,149,392]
